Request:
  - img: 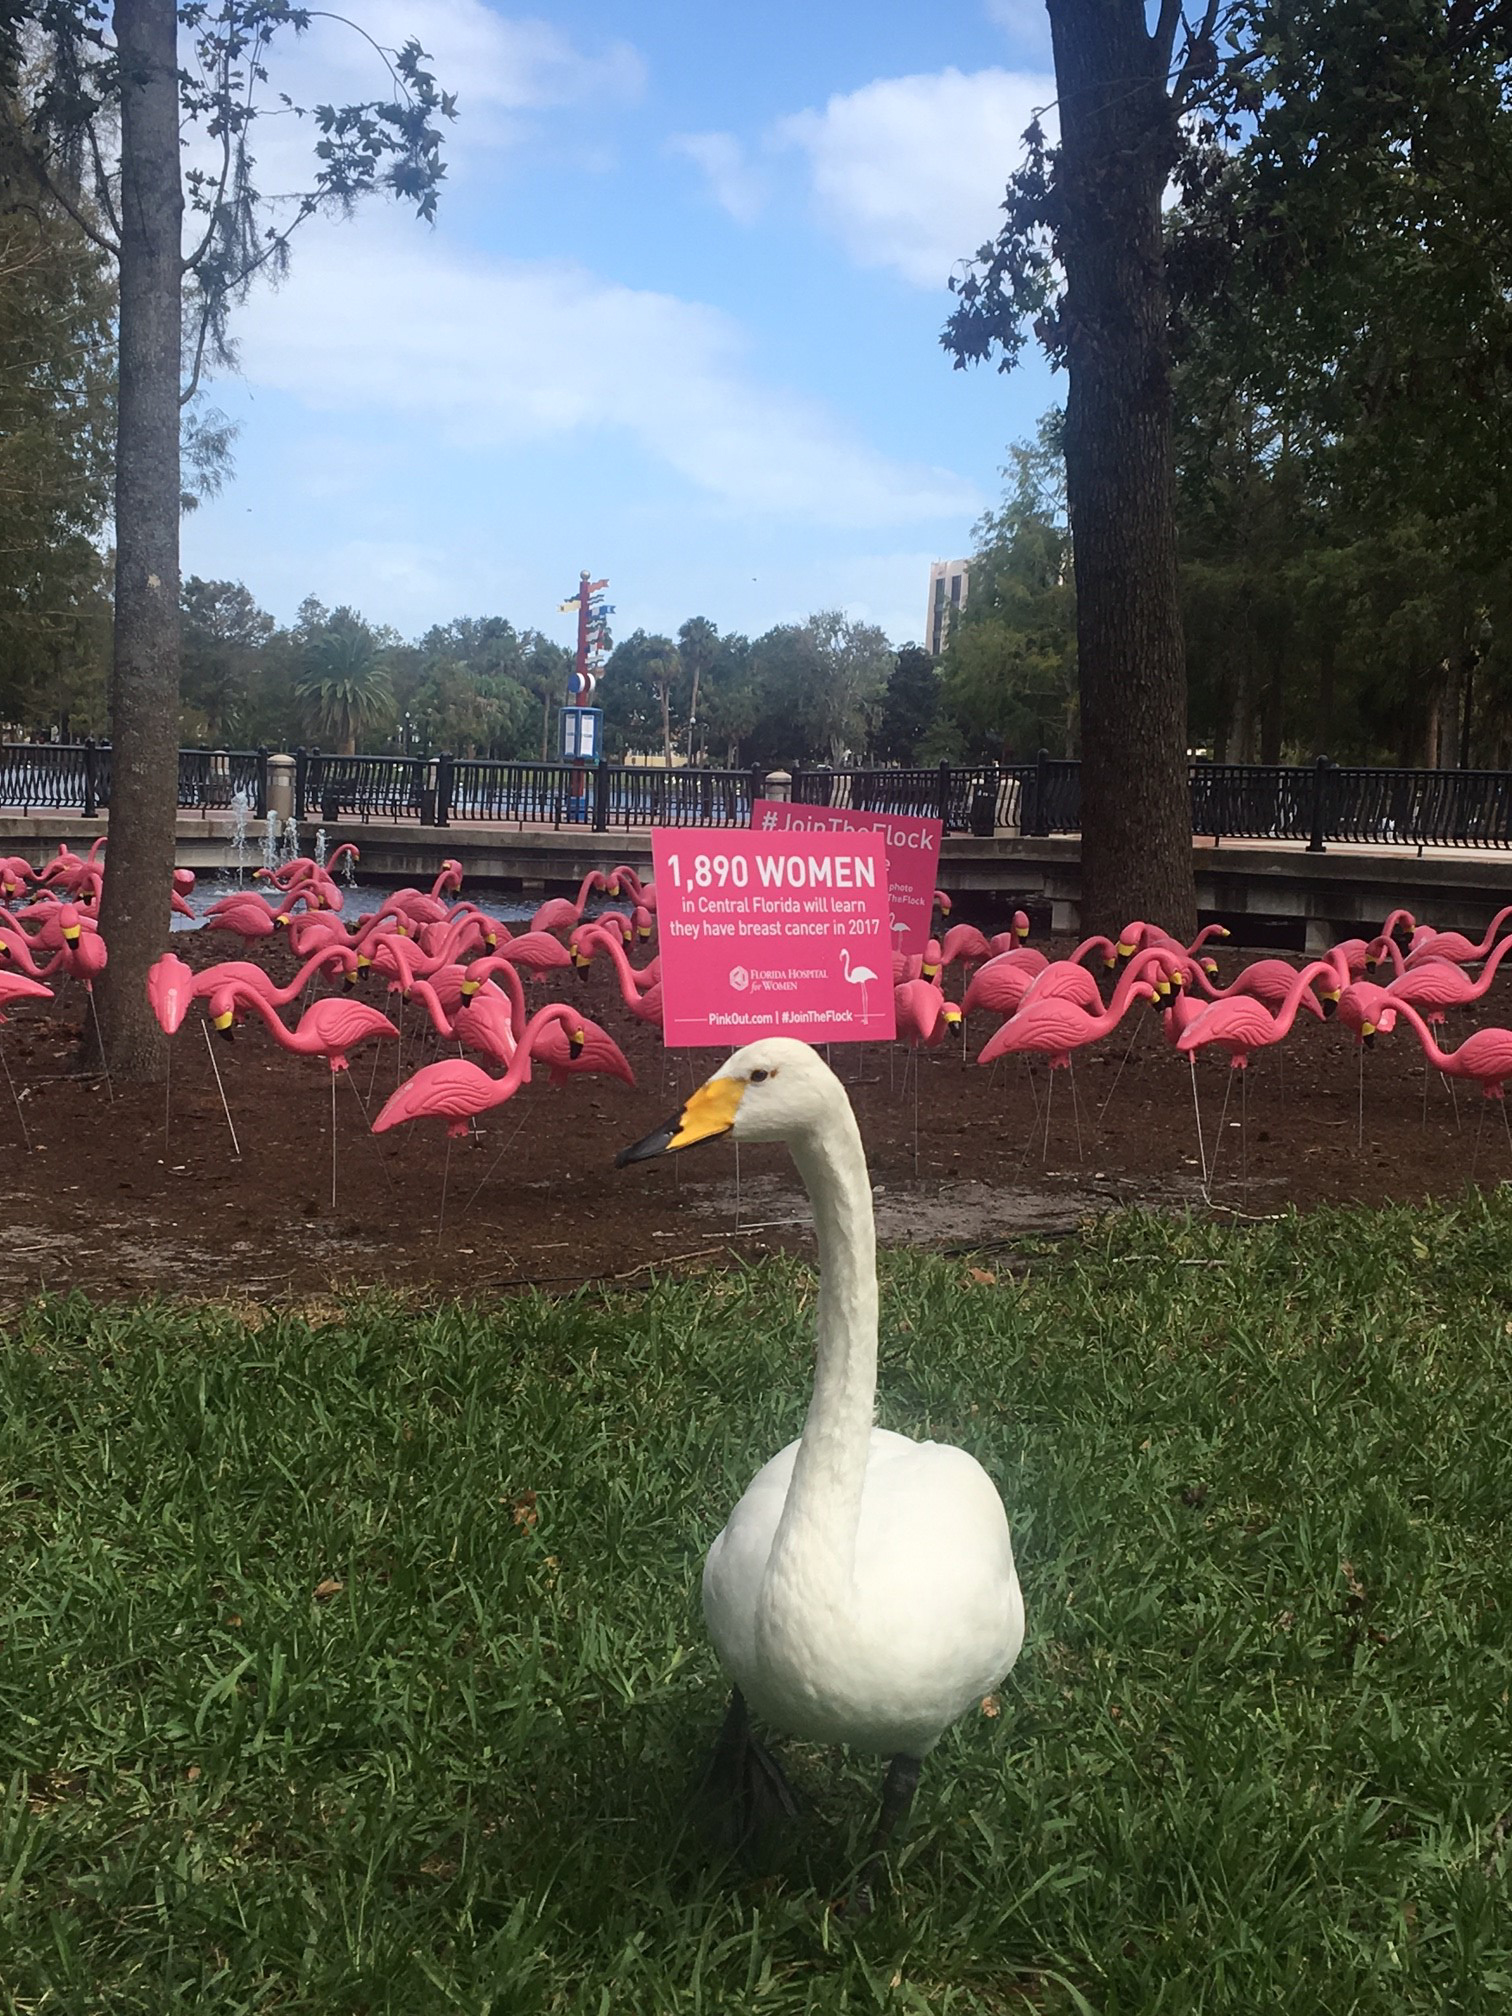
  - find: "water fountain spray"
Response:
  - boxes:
[230,788,251,885]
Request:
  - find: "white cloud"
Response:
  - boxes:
[183,2,646,205]
[776,67,1052,289]
[667,131,766,225]
[983,0,1053,55]
[230,221,980,531]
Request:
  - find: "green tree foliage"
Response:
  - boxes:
[601,630,680,763]
[939,418,1078,760]
[695,631,756,767]
[1167,0,1512,767]
[0,0,454,1078]
[0,143,113,726]
[294,605,395,754]
[179,575,274,742]
[875,646,941,765]
[677,615,719,763]
[395,616,556,759]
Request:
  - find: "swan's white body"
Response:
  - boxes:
[687,1039,1024,1758]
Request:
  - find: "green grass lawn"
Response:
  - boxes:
[3,1197,1511,2014]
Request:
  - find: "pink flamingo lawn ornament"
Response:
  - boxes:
[212,987,400,1206]
[0,970,53,1148]
[1175,959,1337,1193]
[371,1003,631,1234]
[198,945,360,1024]
[0,856,36,900]
[1376,996,1512,1173]
[568,928,664,1026]
[147,952,210,1154]
[204,891,282,943]
[1405,905,1512,969]
[530,869,614,936]
[977,980,1156,1164]
[893,979,962,1172]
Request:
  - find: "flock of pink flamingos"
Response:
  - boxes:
[7,835,1512,1189]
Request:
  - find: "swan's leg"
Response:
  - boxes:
[698,1687,798,1853]
[840,1753,923,1920]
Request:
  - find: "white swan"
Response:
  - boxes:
[618,1037,1024,1909]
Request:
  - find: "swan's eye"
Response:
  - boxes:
[749,1068,771,1083]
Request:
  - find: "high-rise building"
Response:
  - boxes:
[926,559,970,656]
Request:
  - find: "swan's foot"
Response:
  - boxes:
[697,1687,798,1855]
[836,1753,922,1920]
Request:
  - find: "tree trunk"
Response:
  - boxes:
[687,668,701,763]
[1047,0,1197,938]
[93,0,183,1079]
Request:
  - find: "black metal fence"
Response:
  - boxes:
[0,742,268,819]
[7,742,1512,851]
[291,750,765,833]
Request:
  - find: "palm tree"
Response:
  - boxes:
[296,610,395,753]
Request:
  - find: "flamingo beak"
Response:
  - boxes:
[275,913,290,929]
[922,961,939,981]
[212,1010,234,1036]
[943,1005,962,1031]
[62,923,81,944]
[617,1074,745,1164]
[486,933,497,948]
[1170,969,1185,990]
[356,955,370,971]
[1321,991,1339,1017]
[569,1026,586,1058]
[607,880,620,896]
[460,978,480,998]
[1201,957,1219,978]
[1115,940,1135,960]
[1361,1021,1376,1043]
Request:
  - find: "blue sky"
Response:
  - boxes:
[181,0,1060,657]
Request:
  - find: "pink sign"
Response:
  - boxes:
[751,799,942,956]
[652,828,896,1048]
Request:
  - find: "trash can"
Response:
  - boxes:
[969,785,997,837]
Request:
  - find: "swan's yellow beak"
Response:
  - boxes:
[616,1074,744,1165]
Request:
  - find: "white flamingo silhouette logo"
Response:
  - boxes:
[839,945,877,1024]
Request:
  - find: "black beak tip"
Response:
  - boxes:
[615,1118,679,1168]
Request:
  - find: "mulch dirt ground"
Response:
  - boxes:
[1,908,1502,1309]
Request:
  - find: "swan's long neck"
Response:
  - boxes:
[762,1102,878,1622]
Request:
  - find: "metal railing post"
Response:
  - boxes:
[1028,748,1050,836]
[1307,754,1331,854]
[593,756,610,832]
[435,752,454,829]
[255,747,269,820]
[294,747,308,823]
[937,760,952,829]
[81,737,97,819]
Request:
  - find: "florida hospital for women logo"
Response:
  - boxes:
[728,965,750,992]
